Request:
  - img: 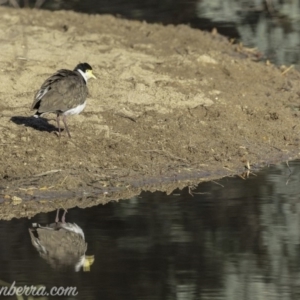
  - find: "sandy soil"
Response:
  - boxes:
[0,7,300,219]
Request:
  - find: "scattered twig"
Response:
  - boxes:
[211,180,224,188]
[223,166,234,172]
[286,161,292,173]
[115,113,137,122]
[59,176,68,186]
[33,169,62,177]
[39,185,55,190]
[18,187,38,191]
[239,161,257,179]
[193,192,211,195]
[281,65,294,76]
[188,185,194,197]
[285,161,292,185]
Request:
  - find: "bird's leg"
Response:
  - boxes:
[55,209,60,223]
[34,0,46,8]
[62,115,72,138]
[61,209,68,223]
[56,113,61,137]
[8,0,20,8]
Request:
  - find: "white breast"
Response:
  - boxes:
[63,101,86,116]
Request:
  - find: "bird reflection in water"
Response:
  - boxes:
[28,209,94,272]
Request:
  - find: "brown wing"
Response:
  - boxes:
[29,226,87,271]
[32,69,88,113]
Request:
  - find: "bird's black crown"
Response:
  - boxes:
[74,63,93,72]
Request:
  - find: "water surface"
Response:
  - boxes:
[1,161,300,299]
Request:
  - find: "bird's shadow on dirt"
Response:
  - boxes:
[10,116,61,134]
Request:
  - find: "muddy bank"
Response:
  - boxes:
[0,7,299,219]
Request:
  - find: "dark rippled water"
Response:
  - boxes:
[1,161,300,299]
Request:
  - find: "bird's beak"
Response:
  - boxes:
[90,71,97,79]
[83,255,95,272]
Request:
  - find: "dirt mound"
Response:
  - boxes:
[0,7,299,219]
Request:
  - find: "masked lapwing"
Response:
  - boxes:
[31,63,96,138]
[28,209,94,272]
